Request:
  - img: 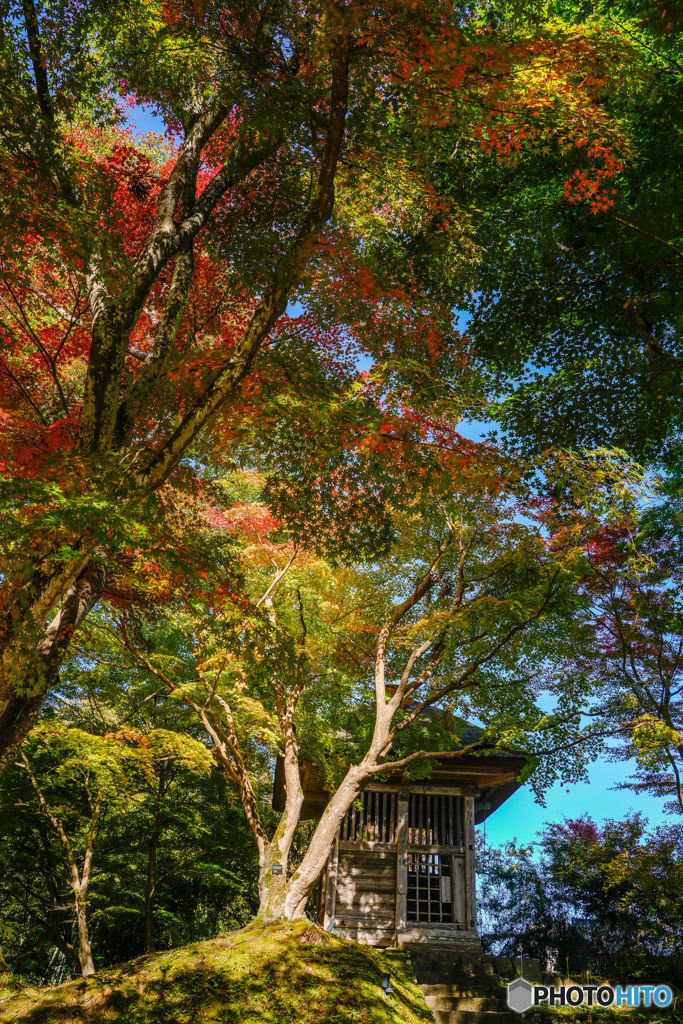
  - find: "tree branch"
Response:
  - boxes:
[20,0,77,205]
[138,37,351,488]
[79,119,279,455]
[603,211,683,259]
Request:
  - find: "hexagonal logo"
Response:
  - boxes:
[507,977,534,1014]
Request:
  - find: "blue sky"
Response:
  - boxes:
[123,103,676,849]
[479,756,672,849]
[125,104,165,136]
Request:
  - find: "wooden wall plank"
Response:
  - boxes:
[452,853,466,924]
[332,907,396,923]
[396,793,408,934]
[323,834,340,928]
[337,840,397,852]
[464,795,476,930]
[448,795,453,847]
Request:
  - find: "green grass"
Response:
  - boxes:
[0,920,434,1024]
[0,973,39,1007]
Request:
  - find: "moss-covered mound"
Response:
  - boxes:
[0,920,434,1024]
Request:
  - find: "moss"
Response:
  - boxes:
[0,974,39,1006]
[0,921,434,1024]
[534,994,683,1022]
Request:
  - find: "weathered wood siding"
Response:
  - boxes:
[323,785,481,950]
[333,843,397,945]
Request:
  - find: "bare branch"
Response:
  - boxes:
[392,570,561,738]
[255,549,298,609]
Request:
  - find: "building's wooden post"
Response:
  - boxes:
[318,859,328,924]
[395,790,409,937]
[323,832,340,928]
[464,795,477,931]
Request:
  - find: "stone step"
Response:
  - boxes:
[424,993,503,1013]
[410,951,488,967]
[431,1011,515,1024]
[414,971,505,991]
[420,984,506,998]
[413,962,497,978]
[409,948,519,1023]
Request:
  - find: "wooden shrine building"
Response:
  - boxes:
[273,722,526,950]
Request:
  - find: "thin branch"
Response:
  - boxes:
[602,211,683,259]
[0,355,48,424]
[138,36,350,487]
[255,549,298,608]
[393,570,561,737]
[366,739,499,775]
[20,752,75,864]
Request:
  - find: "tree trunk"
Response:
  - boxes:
[0,558,107,777]
[281,766,365,920]
[143,840,158,954]
[22,754,103,975]
[143,766,167,953]
[258,850,291,921]
[256,818,307,920]
[0,692,50,777]
[252,764,366,923]
[74,894,96,977]
[255,684,309,919]
[71,794,101,977]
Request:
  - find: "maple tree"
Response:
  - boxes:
[560,512,683,814]
[76,461,621,922]
[454,0,683,461]
[522,446,683,813]
[478,813,683,977]
[0,457,667,965]
[545,815,683,976]
[513,444,683,817]
[0,698,251,977]
[13,723,149,977]
[0,0,636,777]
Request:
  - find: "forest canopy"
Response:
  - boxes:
[0,0,682,993]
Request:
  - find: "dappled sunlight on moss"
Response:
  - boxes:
[0,920,433,1024]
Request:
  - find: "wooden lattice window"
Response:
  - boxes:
[406,853,453,923]
[406,793,464,847]
[340,791,398,843]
